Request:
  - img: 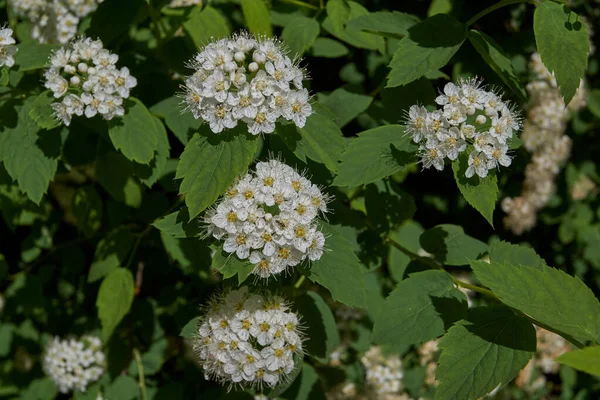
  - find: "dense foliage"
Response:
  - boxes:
[1,0,599,399]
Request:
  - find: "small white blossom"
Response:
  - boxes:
[183,31,312,134]
[0,26,18,68]
[361,346,404,396]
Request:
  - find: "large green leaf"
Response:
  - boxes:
[152,207,203,238]
[556,346,600,377]
[419,224,488,266]
[0,99,58,204]
[14,42,59,71]
[150,96,201,146]
[29,91,61,130]
[306,224,367,309]
[96,151,144,208]
[72,186,103,237]
[318,88,373,128]
[372,270,467,348]
[325,0,349,37]
[345,11,419,38]
[176,129,258,220]
[322,1,385,53]
[211,248,253,285]
[488,240,546,270]
[281,16,320,56]
[311,38,349,58]
[387,221,424,282]
[131,115,170,188]
[452,152,498,227]
[241,0,272,37]
[387,14,466,87]
[183,6,230,48]
[277,363,323,400]
[534,2,590,105]
[468,30,527,101]
[471,260,600,346]
[104,375,139,400]
[96,268,135,342]
[333,125,417,187]
[88,227,136,283]
[435,306,536,400]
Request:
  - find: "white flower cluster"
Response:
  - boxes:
[10,0,104,44]
[502,53,586,235]
[207,159,329,279]
[169,0,201,7]
[183,31,312,135]
[43,335,105,393]
[44,37,137,126]
[0,26,18,69]
[361,346,404,396]
[406,78,521,179]
[193,287,304,389]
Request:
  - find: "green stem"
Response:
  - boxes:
[133,348,148,400]
[294,275,306,289]
[277,0,320,10]
[466,0,535,27]
[452,277,497,299]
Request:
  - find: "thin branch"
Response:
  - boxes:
[133,348,148,400]
[466,0,535,27]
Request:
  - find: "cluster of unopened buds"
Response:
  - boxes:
[207,159,329,279]
[0,26,17,69]
[10,0,104,44]
[43,335,105,393]
[44,37,137,126]
[361,346,404,396]
[406,78,521,179]
[193,287,304,389]
[183,31,312,134]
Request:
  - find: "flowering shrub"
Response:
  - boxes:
[1,0,599,400]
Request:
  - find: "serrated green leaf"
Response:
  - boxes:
[489,240,546,270]
[294,291,341,363]
[150,96,201,145]
[160,232,211,273]
[241,0,272,37]
[88,227,136,283]
[468,30,527,101]
[28,91,61,130]
[386,14,466,87]
[534,2,589,105]
[131,115,170,187]
[180,317,201,338]
[323,1,385,53]
[435,305,536,400]
[0,98,58,204]
[345,11,419,38]
[451,152,498,227]
[96,151,144,208]
[306,223,368,308]
[373,270,467,348]
[72,186,103,237]
[176,129,258,220]
[325,0,350,37]
[318,87,372,128]
[14,42,59,72]
[96,268,135,342]
[212,248,254,284]
[471,260,600,346]
[108,98,160,164]
[420,224,488,266]
[556,346,600,376]
[183,5,230,48]
[333,125,417,187]
[311,37,349,58]
[281,16,320,56]
[152,207,202,238]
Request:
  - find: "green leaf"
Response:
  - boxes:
[21,378,58,400]
[183,5,230,48]
[108,98,161,164]
[311,37,349,58]
[556,346,600,376]
[104,375,139,400]
[150,96,201,145]
[388,221,424,282]
[428,0,452,16]
[322,1,385,53]
[96,268,135,342]
[372,270,467,348]
[241,0,272,37]
[128,338,169,376]
[29,91,61,130]
[279,103,345,174]
[0,323,14,357]
[325,0,350,37]
[471,260,600,346]
[0,98,58,204]
[365,180,415,233]
[489,240,546,270]
[420,224,488,266]
[451,152,498,227]
[435,305,536,400]
[468,30,527,101]
[180,317,201,338]
[281,16,320,56]
[87,0,146,46]
[277,363,322,400]
[386,14,466,87]
[345,11,419,38]
[318,87,372,128]
[96,151,144,208]
[131,115,170,187]
[0,69,9,87]
[160,233,211,273]
[294,291,341,363]
[72,186,103,237]
[587,89,600,118]
[14,42,59,71]
[534,2,589,105]
[333,125,417,187]
[212,248,254,285]
[88,227,136,283]
[152,207,203,238]
[176,129,258,220]
[306,224,368,308]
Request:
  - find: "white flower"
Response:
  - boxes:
[182,31,312,134]
[361,346,404,396]
[0,26,18,68]
[193,289,304,390]
[43,335,105,393]
[466,151,489,178]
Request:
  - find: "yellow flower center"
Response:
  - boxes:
[226,211,237,222]
[264,177,274,186]
[296,204,307,215]
[295,227,306,238]
[279,248,290,260]
[260,322,270,332]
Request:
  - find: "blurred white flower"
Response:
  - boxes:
[0,26,18,68]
